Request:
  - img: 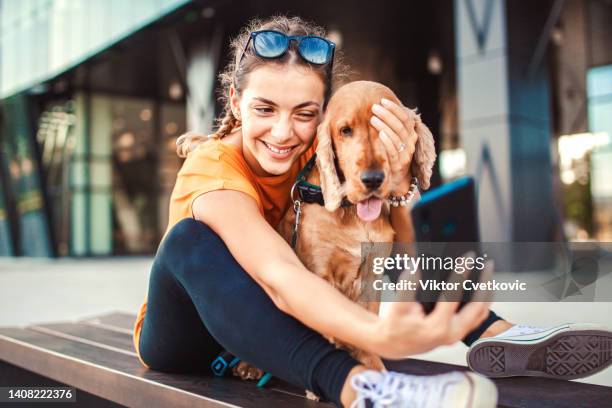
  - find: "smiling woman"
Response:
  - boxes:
[133,15,501,408]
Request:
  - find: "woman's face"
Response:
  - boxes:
[232,64,325,177]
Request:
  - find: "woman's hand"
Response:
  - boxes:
[370,98,418,193]
[371,256,494,359]
[373,300,490,359]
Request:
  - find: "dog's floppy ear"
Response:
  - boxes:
[315,120,344,211]
[409,110,436,190]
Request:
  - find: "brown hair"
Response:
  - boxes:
[176,15,348,158]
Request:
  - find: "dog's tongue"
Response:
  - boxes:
[356,198,383,222]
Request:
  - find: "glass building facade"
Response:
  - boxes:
[587,65,612,240]
[0,0,189,256]
[0,0,190,97]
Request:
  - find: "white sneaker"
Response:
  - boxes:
[350,369,498,408]
[467,323,612,379]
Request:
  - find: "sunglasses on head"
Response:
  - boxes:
[238,30,336,72]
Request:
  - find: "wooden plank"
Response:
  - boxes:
[6,313,611,408]
[30,323,136,354]
[0,327,331,408]
[384,358,612,408]
[25,321,320,404]
[78,311,136,332]
[0,360,124,408]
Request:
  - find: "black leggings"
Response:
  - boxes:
[138,218,501,406]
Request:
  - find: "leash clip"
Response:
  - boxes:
[291,199,302,248]
[290,179,303,248]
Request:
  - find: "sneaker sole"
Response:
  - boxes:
[467,327,612,379]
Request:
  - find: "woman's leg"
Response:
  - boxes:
[462,310,503,346]
[138,218,359,406]
[138,246,224,373]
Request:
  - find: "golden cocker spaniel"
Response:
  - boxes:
[278,80,437,375]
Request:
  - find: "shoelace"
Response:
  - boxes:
[350,371,465,408]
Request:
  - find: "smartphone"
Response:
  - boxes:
[410,176,482,313]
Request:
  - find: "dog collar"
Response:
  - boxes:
[291,153,352,208]
[290,154,350,248]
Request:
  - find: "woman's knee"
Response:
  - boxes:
[164,217,212,245]
[156,217,239,288]
[159,218,221,257]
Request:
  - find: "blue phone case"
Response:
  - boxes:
[410,176,481,313]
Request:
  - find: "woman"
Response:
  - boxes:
[133,16,609,408]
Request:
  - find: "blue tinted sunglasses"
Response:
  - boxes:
[238,30,335,71]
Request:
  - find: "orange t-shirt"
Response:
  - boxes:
[132,137,317,368]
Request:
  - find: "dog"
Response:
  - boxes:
[230,81,436,390]
[277,80,436,389]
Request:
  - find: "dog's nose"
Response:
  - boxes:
[360,171,385,190]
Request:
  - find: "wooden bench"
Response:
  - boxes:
[1,312,610,407]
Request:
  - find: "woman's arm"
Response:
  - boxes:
[390,188,420,243]
[193,189,490,359]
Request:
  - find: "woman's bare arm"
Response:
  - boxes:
[193,190,381,347]
[390,189,420,243]
[193,189,489,359]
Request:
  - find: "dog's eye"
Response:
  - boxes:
[340,126,353,136]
